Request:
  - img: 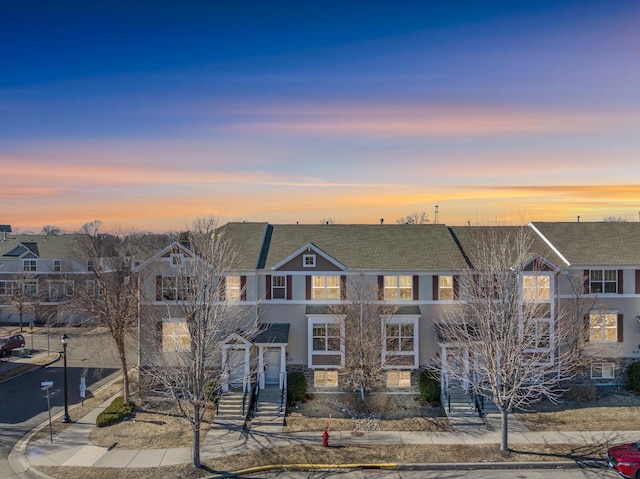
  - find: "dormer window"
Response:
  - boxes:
[303,254,316,268]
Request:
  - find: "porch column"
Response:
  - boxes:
[280,346,287,390]
[221,347,229,393]
[243,346,251,393]
[257,346,265,389]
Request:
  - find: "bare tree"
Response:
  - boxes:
[140,217,259,468]
[68,229,139,406]
[396,211,430,225]
[6,271,38,332]
[41,225,61,236]
[436,226,577,451]
[603,216,629,222]
[331,276,397,403]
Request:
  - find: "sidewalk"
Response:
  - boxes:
[13,393,640,473]
[5,353,637,476]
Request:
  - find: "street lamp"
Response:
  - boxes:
[60,334,70,423]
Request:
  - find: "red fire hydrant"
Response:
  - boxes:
[322,429,329,447]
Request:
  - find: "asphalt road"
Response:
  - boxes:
[0,329,129,479]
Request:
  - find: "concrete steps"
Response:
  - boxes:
[251,386,285,431]
[217,389,249,418]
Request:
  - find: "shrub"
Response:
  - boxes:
[96,396,135,427]
[287,371,307,403]
[563,383,597,402]
[419,370,440,404]
[204,379,219,402]
[626,362,640,392]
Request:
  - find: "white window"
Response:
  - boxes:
[162,321,190,351]
[53,260,61,272]
[522,274,551,301]
[312,275,340,300]
[23,281,38,298]
[313,323,341,352]
[384,275,412,300]
[272,275,286,299]
[303,254,316,267]
[226,276,241,301]
[387,370,411,387]
[439,275,453,300]
[0,281,19,296]
[589,312,617,342]
[527,319,551,350]
[591,363,615,379]
[385,323,415,352]
[590,269,618,294]
[314,370,338,387]
[49,281,74,302]
[160,276,192,301]
[23,260,36,272]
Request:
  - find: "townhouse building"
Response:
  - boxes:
[135,221,640,396]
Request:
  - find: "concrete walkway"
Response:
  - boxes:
[5,353,639,476]
[13,394,640,472]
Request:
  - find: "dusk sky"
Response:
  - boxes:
[1,1,639,233]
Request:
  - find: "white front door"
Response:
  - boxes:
[228,349,245,386]
[264,349,281,385]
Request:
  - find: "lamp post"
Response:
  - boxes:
[60,334,70,423]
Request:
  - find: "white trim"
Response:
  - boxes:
[271,243,347,271]
[591,362,615,379]
[307,315,345,369]
[382,315,419,369]
[528,223,571,267]
[303,254,316,268]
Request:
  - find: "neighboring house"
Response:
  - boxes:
[0,234,90,324]
[132,221,640,395]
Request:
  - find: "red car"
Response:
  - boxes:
[0,334,26,356]
[608,441,640,478]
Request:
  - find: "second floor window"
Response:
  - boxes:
[162,320,190,351]
[0,281,19,296]
[590,269,618,294]
[157,276,192,301]
[384,275,412,300]
[312,275,340,300]
[23,260,36,272]
[225,276,241,301]
[522,274,551,301]
[272,275,286,299]
[385,323,415,352]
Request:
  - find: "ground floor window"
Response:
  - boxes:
[591,362,615,379]
[314,370,338,387]
[387,370,411,388]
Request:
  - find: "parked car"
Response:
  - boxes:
[0,334,26,356]
[608,441,640,478]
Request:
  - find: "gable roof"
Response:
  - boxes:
[217,222,270,270]
[0,234,84,259]
[530,222,640,266]
[270,242,347,271]
[258,224,468,271]
[448,226,566,269]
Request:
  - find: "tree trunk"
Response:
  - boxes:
[500,408,509,451]
[192,403,201,468]
[19,309,23,332]
[116,337,130,405]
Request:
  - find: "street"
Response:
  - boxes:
[0,329,128,478]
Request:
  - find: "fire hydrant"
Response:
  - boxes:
[322,429,329,447]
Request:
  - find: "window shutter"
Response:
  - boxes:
[583,270,590,294]
[584,314,590,343]
[240,275,247,301]
[636,270,640,294]
[156,320,163,350]
[453,275,460,300]
[340,275,347,300]
[266,275,272,300]
[219,277,226,301]
[618,270,624,294]
[618,314,624,342]
[432,275,439,300]
[155,276,162,301]
[378,275,384,300]
[413,275,419,300]
[286,275,292,300]
[306,276,312,300]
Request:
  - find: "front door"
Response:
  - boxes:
[264,349,281,385]
[228,349,245,387]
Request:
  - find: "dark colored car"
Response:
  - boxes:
[608,441,640,478]
[0,334,25,356]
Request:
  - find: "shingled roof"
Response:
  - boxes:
[530,222,640,266]
[259,223,468,271]
[217,222,270,270]
[0,234,83,259]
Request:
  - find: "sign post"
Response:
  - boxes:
[79,377,86,405]
[41,381,54,443]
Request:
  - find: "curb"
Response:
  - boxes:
[8,372,124,479]
[0,352,61,385]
